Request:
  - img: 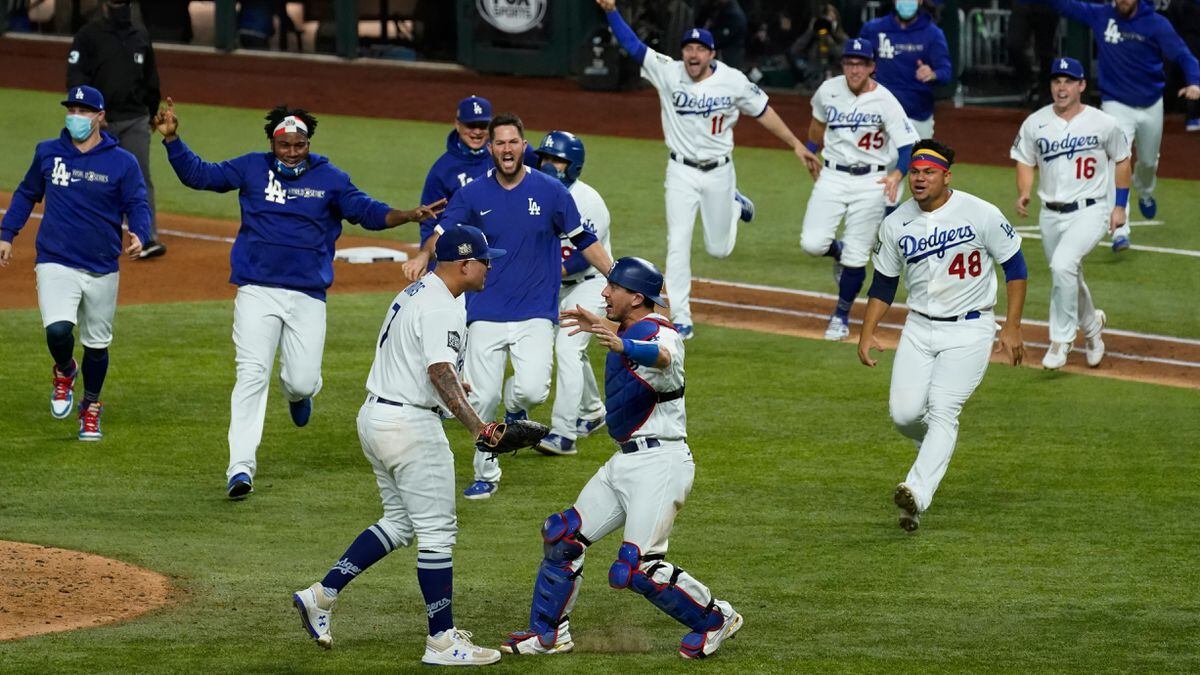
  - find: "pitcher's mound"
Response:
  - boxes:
[0,541,171,641]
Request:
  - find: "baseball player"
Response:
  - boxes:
[1022,0,1200,251]
[0,86,149,441]
[532,130,613,456]
[404,113,614,500]
[801,37,921,341]
[1012,57,1131,370]
[500,257,743,659]
[292,225,504,665]
[598,0,819,340]
[858,139,1028,532]
[860,0,952,140]
[152,99,443,500]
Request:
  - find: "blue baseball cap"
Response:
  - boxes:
[681,27,715,51]
[62,85,105,111]
[843,37,876,61]
[436,225,506,262]
[1050,56,1085,80]
[457,95,492,124]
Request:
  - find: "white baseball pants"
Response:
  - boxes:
[1039,203,1107,343]
[889,312,995,512]
[664,159,742,326]
[357,397,457,554]
[550,278,606,439]
[800,169,887,268]
[227,284,326,481]
[465,318,554,483]
[910,116,935,140]
[1103,97,1162,240]
[35,262,119,348]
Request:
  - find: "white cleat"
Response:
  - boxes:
[293,582,336,649]
[1085,309,1106,368]
[500,624,575,655]
[823,314,850,341]
[893,483,921,533]
[422,628,502,666]
[575,409,606,437]
[679,600,743,659]
[1042,341,1071,370]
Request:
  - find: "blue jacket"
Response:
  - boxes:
[1,130,151,274]
[164,137,392,300]
[419,131,541,245]
[1025,0,1200,106]
[437,167,596,324]
[860,13,952,121]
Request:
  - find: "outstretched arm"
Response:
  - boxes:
[154,98,243,192]
[755,106,820,169]
[596,0,649,64]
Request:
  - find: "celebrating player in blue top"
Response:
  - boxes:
[152,98,443,500]
[405,112,614,501]
[860,0,952,140]
[1,85,150,442]
[1021,0,1200,251]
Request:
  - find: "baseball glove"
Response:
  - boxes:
[477,420,550,455]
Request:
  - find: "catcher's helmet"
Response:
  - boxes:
[608,257,668,308]
[535,131,585,186]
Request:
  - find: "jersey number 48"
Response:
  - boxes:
[947,250,983,279]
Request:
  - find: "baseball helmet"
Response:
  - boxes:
[535,131,585,186]
[608,257,668,308]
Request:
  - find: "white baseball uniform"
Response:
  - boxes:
[1100,98,1159,240]
[34,262,119,348]
[549,178,612,439]
[872,189,1022,512]
[357,273,466,554]
[640,47,770,327]
[1011,104,1130,343]
[802,76,920,267]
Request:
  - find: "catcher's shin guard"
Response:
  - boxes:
[527,508,588,640]
[608,542,723,633]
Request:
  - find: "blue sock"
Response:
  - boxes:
[835,267,867,318]
[81,347,108,403]
[417,550,454,636]
[46,321,75,374]
[825,240,843,262]
[321,524,395,592]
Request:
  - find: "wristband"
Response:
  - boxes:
[1114,188,1130,208]
[804,140,821,154]
[621,338,660,367]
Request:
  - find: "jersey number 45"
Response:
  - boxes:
[857,131,885,150]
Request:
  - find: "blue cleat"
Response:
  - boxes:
[1111,235,1131,253]
[575,410,606,437]
[673,323,695,340]
[227,472,253,500]
[503,409,527,424]
[289,397,312,427]
[463,480,498,500]
[734,191,755,223]
[1138,194,1156,219]
[536,433,577,456]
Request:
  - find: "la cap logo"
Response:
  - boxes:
[457,242,473,256]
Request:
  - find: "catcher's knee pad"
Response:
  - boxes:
[608,541,721,633]
[542,508,586,563]
[529,508,587,636]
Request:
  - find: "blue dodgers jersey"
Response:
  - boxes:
[1,131,151,274]
[1030,0,1200,106]
[419,131,542,244]
[860,13,952,121]
[165,138,392,300]
[438,167,585,324]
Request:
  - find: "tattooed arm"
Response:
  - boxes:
[428,362,485,436]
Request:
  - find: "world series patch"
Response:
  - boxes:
[447,331,462,352]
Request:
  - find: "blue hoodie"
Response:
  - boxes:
[1025,0,1200,106]
[860,13,952,121]
[164,137,392,300]
[2,130,151,274]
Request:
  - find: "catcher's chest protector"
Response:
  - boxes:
[603,318,674,442]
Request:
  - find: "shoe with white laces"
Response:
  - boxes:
[536,433,577,456]
[1042,341,1071,370]
[500,623,575,655]
[575,409,606,437]
[734,191,755,222]
[823,314,849,341]
[50,362,77,419]
[1085,309,1107,368]
[463,481,498,500]
[77,401,103,441]
[679,600,743,659]
[893,483,921,533]
[422,628,501,665]
[293,582,336,649]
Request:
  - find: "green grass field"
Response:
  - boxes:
[0,87,1198,672]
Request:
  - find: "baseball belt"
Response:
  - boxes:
[1043,198,1097,214]
[619,437,661,454]
[366,393,444,417]
[824,159,887,175]
[669,152,730,172]
[562,273,599,288]
[911,309,989,322]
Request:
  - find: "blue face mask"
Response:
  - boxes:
[65,114,94,141]
[273,158,308,178]
[896,0,920,20]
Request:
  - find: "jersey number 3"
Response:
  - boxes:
[857,131,885,150]
[948,250,982,279]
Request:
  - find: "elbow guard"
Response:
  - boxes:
[1001,250,1028,282]
[867,272,900,305]
[621,339,660,367]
